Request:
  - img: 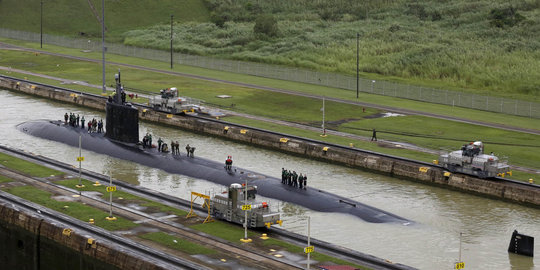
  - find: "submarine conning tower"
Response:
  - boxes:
[105,71,139,143]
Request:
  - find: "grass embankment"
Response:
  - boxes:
[55,179,189,216]
[5,185,137,231]
[0,152,63,177]
[0,175,13,183]
[123,0,540,100]
[1,48,539,181]
[0,0,209,40]
[1,39,538,132]
[1,1,538,101]
[139,232,217,255]
[191,222,368,269]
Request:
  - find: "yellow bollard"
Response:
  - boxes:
[529,179,534,184]
[260,233,269,240]
[89,218,94,224]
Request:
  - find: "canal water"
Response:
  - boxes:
[1,90,538,270]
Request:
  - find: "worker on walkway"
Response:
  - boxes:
[64,113,68,125]
[186,144,191,156]
[371,128,377,141]
[81,116,85,129]
[303,174,307,189]
[298,173,304,189]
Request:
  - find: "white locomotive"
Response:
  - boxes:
[438,141,510,178]
[148,87,203,115]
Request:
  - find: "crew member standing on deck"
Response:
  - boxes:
[303,174,307,189]
[81,116,85,129]
[225,155,233,171]
[64,113,68,124]
[157,138,163,152]
[298,173,304,189]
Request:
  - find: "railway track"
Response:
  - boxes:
[0,144,415,270]
[0,190,207,270]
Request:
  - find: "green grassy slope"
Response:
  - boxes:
[122,0,540,99]
[1,0,538,100]
[0,0,210,39]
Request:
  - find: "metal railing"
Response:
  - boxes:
[1,28,538,118]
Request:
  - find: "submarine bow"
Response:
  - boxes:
[17,119,412,224]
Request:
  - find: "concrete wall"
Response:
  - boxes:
[1,76,539,207]
[0,199,166,270]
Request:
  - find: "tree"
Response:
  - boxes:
[253,14,278,37]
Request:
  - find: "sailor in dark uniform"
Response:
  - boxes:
[158,138,163,152]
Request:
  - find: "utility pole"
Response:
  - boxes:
[101,0,106,94]
[356,32,359,99]
[307,216,311,269]
[40,0,43,48]
[321,97,326,137]
[75,135,85,189]
[170,15,174,69]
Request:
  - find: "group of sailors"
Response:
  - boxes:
[143,133,195,157]
[157,138,182,155]
[281,168,307,189]
[64,113,102,133]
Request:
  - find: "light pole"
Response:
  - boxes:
[170,15,174,69]
[101,0,106,94]
[40,0,43,48]
[356,32,359,99]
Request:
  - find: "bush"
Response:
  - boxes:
[210,12,229,28]
[388,24,401,32]
[253,14,279,37]
[489,7,525,28]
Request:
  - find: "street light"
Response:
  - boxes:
[101,0,106,94]
[40,0,43,48]
[170,15,174,69]
[371,80,376,93]
[356,32,359,99]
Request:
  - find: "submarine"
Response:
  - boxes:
[17,73,411,224]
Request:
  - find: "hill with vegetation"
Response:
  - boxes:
[0,0,209,40]
[0,0,539,100]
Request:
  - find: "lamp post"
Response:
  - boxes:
[170,15,174,69]
[101,0,106,94]
[40,0,43,48]
[356,32,359,99]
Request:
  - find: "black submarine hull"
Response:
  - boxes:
[17,120,411,224]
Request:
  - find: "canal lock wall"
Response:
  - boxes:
[0,196,165,270]
[1,76,539,208]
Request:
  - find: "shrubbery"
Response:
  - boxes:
[123,0,540,99]
[489,6,525,28]
[253,15,278,37]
